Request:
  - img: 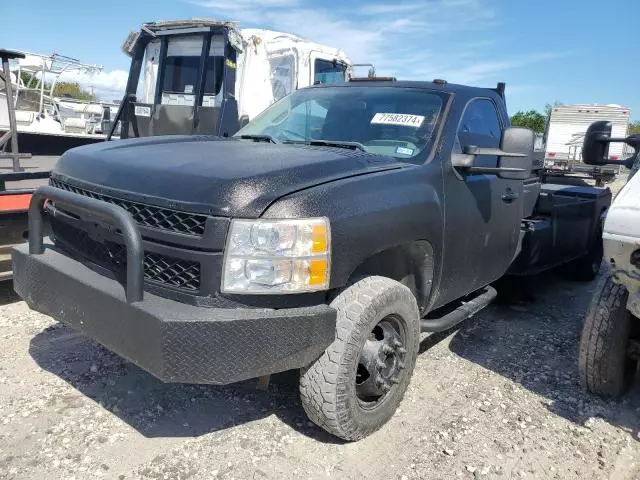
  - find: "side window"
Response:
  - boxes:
[269,55,296,102]
[202,36,226,107]
[313,59,346,85]
[161,36,203,106]
[136,40,160,104]
[457,99,503,168]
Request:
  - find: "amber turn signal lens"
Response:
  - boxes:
[308,258,328,286]
[311,224,328,254]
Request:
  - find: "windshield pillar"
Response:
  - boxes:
[153,38,168,106]
[217,29,239,136]
[113,35,148,140]
[193,31,213,130]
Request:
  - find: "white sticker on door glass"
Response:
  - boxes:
[134,105,151,117]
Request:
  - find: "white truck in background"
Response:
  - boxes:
[543,104,631,184]
[124,19,352,137]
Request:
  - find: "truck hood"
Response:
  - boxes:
[52,136,405,217]
[604,170,640,239]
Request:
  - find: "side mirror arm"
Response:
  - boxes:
[453,145,528,179]
[452,152,528,179]
[462,145,527,158]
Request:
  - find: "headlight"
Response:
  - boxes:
[222,217,330,293]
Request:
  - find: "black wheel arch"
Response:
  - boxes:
[348,241,436,314]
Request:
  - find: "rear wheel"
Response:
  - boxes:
[568,229,603,281]
[299,276,420,441]
[579,276,638,397]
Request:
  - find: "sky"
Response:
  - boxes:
[1,0,638,118]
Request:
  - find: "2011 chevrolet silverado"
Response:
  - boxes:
[13,78,611,441]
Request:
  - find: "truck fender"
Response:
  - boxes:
[261,166,444,310]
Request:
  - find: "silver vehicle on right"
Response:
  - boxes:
[579,120,640,396]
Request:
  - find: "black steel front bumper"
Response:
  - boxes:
[11,186,336,385]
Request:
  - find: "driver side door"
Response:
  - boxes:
[437,98,524,306]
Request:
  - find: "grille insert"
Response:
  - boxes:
[52,219,201,292]
[50,179,207,236]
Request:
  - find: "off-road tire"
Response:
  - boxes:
[579,276,637,397]
[299,276,420,441]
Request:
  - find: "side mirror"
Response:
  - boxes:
[583,121,639,169]
[499,126,534,179]
[582,121,612,166]
[453,126,534,180]
[628,134,640,152]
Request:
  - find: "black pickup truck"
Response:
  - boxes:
[12,79,611,441]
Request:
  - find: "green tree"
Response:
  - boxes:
[52,82,95,102]
[629,121,640,135]
[545,101,563,119]
[510,110,546,133]
[16,72,95,101]
[19,71,38,87]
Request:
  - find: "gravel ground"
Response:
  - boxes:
[1,177,639,480]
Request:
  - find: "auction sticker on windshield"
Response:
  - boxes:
[371,113,424,128]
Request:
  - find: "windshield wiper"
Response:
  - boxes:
[238,134,279,144]
[282,139,367,152]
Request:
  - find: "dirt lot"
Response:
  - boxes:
[1,177,639,480]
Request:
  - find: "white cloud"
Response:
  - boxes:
[187,0,300,22]
[191,0,298,7]
[185,0,558,88]
[359,3,423,15]
[405,52,567,84]
[62,0,564,103]
[57,69,129,102]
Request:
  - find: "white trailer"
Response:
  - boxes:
[544,104,631,173]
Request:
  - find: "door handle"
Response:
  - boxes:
[501,189,519,203]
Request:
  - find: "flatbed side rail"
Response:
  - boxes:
[28,186,144,303]
[0,171,51,191]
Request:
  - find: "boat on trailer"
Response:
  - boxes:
[0,51,118,155]
[2,19,361,154]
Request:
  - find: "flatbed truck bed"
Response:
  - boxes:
[0,156,55,279]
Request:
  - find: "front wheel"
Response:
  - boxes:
[299,276,420,441]
[579,276,638,397]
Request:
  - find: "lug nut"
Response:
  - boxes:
[397,347,407,355]
[393,339,402,348]
[382,345,394,355]
[376,360,386,370]
[381,381,391,393]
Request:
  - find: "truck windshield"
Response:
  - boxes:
[235,86,447,161]
[136,35,225,107]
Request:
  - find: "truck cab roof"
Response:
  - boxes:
[313,78,507,105]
